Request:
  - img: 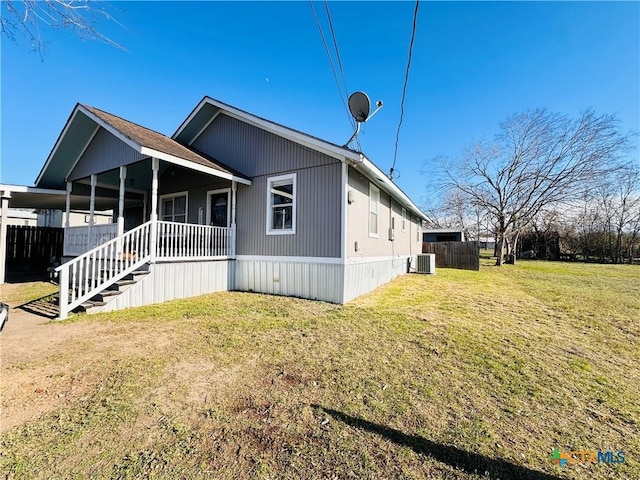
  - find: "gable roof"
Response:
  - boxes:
[36,104,251,189]
[174,96,429,221]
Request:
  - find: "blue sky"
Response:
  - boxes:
[1,1,638,206]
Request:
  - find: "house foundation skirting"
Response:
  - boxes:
[343,256,410,303]
[94,255,412,314]
[233,258,344,304]
[98,260,232,313]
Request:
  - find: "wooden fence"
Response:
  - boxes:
[422,241,479,271]
[5,226,64,271]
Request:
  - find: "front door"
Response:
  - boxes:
[209,191,229,227]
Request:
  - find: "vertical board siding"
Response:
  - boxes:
[235,163,341,257]
[422,241,480,271]
[193,113,342,258]
[347,166,421,259]
[234,259,344,304]
[192,114,336,177]
[95,257,412,313]
[343,257,410,303]
[99,260,231,312]
[158,167,230,224]
[6,226,64,271]
[69,127,146,181]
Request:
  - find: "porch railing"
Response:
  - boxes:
[63,223,118,257]
[57,220,234,318]
[57,221,152,319]
[156,221,233,260]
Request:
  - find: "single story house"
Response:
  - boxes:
[4,96,428,318]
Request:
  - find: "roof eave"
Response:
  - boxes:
[140,147,252,185]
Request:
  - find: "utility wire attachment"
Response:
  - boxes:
[390,0,420,180]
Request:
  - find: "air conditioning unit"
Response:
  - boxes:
[416,253,436,274]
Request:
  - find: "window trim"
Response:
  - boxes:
[206,188,231,227]
[402,207,407,232]
[266,173,297,235]
[159,191,189,223]
[369,183,379,238]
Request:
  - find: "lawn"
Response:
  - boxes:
[1,261,638,479]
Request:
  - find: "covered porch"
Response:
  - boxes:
[60,157,243,261]
[29,103,251,318]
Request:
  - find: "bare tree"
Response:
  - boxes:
[612,165,640,262]
[1,0,123,57]
[443,109,631,265]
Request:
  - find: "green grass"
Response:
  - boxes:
[2,261,638,479]
[0,281,58,306]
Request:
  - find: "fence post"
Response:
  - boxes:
[0,190,11,284]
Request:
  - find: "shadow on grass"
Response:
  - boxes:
[18,294,59,319]
[314,405,562,480]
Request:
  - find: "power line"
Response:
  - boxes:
[308,0,353,130]
[324,1,351,124]
[390,0,420,180]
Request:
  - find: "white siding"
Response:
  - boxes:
[98,260,231,312]
[234,258,344,304]
[343,257,409,303]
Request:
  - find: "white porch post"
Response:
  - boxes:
[143,193,148,222]
[88,174,96,250]
[0,190,11,284]
[64,181,72,228]
[231,180,237,258]
[117,166,127,237]
[150,157,159,262]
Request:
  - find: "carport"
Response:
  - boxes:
[0,184,119,283]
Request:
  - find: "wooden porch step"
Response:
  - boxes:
[90,289,122,302]
[62,264,150,317]
[75,300,107,313]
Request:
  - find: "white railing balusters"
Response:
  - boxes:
[57,220,235,319]
[57,221,153,319]
[154,222,233,261]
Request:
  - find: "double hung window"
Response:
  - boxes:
[267,173,296,235]
[160,192,188,223]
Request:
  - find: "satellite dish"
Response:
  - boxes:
[348,92,371,123]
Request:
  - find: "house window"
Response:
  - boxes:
[160,192,188,223]
[267,173,296,235]
[369,183,379,238]
[402,208,407,232]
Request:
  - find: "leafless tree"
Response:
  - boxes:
[611,165,640,262]
[1,0,123,57]
[443,109,632,265]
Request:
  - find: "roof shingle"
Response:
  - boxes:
[81,104,246,178]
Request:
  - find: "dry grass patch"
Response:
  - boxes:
[1,261,638,479]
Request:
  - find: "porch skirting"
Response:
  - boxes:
[98,260,232,313]
[96,255,411,314]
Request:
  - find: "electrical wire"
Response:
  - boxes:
[390,0,420,180]
[308,0,354,130]
[324,1,352,127]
